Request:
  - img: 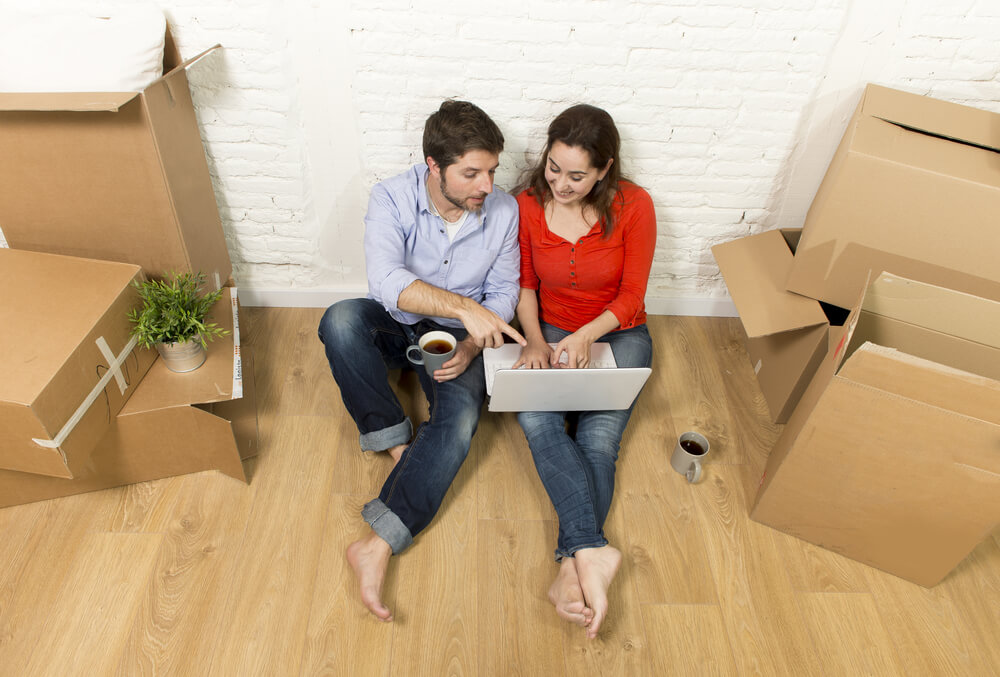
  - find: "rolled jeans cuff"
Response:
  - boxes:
[359,417,412,452]
[362,498,413,555]
[555,538,610,562]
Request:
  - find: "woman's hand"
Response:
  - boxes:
[513,338,554,369]
[552,330,596,369]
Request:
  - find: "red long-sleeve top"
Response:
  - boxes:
[517,181,656,333]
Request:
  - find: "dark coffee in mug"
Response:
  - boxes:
[423,339,454,355]
[680,439,706,456]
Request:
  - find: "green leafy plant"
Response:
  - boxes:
[128,272,229,349]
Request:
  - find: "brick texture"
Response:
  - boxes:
[158,0,1000,302]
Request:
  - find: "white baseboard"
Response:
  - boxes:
[239,286,738,317]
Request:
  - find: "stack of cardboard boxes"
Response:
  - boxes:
[0,32,258,508]
[714,84,1000,587]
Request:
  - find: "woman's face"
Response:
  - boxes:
[544,141,612,207]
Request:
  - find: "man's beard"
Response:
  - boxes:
[440,175,486,213]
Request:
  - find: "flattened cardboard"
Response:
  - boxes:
[0,289,259,509]
[751,273,1000,587]
[0,249,156,478]
[786,84,1000,308]
[712,229,830,422]
[0,33,230,284]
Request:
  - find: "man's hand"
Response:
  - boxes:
[457,300,526,349]
[432,337,480,382]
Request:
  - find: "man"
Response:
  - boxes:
[318,100,525,621]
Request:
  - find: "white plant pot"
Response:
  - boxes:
[155,339,207,373]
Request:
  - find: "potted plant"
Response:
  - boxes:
[128,272,230,373]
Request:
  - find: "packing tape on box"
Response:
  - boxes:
[0,224,8,248]
[230,287,243,399]
[32,335,138,450]
[96,336,129,394]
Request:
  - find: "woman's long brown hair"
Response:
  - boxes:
[518,104,626,238]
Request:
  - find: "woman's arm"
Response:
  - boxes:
[602,186,657,330]
[550,309,620,369]
[513,287,554,369]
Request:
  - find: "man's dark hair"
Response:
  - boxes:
[422,100,505,171]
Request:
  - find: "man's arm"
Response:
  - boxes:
[397,280,524,349]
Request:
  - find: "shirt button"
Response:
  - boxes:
[571,282,577,286]
[439,229,445,234]
[444,260,449,264]
[570,272,575,276]
[570,260,574,264]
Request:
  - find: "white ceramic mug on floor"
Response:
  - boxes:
[670,431,710,483]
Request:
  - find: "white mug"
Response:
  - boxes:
[670,431,710,483]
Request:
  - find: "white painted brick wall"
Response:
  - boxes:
[150,0,1000,307]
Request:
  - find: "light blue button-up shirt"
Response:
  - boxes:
[364,163,520,328]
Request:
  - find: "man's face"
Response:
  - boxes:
[431,149,499,213]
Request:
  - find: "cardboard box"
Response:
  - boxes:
[713,229,833,423]
[0,249,156,478]
[0,288,258,509]
[751,273,1000,587]
[0,32,231,285]
[785,84,1000,309]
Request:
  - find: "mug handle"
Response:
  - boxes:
[406,344,424,366]
[686,461,702,484]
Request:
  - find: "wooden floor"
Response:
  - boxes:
[1,309,998,676]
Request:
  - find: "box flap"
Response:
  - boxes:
[862,84,1000,154]
[120,287,241,412]
[840,343,1000,427]
[861,273,1000,350]
[0,91,139,112]
[713,230,828,338]
[151,44,221,87]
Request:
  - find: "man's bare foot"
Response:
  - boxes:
[548,558,595,628]
[574,545,622,639]
[346,531,394,621]
[387,444,405,464]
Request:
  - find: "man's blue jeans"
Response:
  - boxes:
[517,322,652,560]
[318,298,485,555]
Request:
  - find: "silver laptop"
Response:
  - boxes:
[483,343,651,412]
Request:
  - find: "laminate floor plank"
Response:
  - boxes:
[476,518,566,676]
[24,531,164,677]
[298,494,395,677]
[796,592,905,676]
[203,415,343,676]
[642,603,740,676]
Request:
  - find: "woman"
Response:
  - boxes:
[514,104,656,639]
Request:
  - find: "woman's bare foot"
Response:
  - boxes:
[574,545,622,639]
[548,558,595,627]
[346,531,394,621]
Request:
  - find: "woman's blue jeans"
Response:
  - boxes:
[517,322,652,560]
[318,298,485,555]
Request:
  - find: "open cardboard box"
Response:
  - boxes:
[785,84,1000,309]
[751,272,1000,587]
[0,249,156,478]
[713,228,847,423]
[0,28,231,285]
[0,287,259,509]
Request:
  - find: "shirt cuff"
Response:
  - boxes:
[378,269,419,312]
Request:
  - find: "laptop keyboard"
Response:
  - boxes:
[484,352,618,394]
